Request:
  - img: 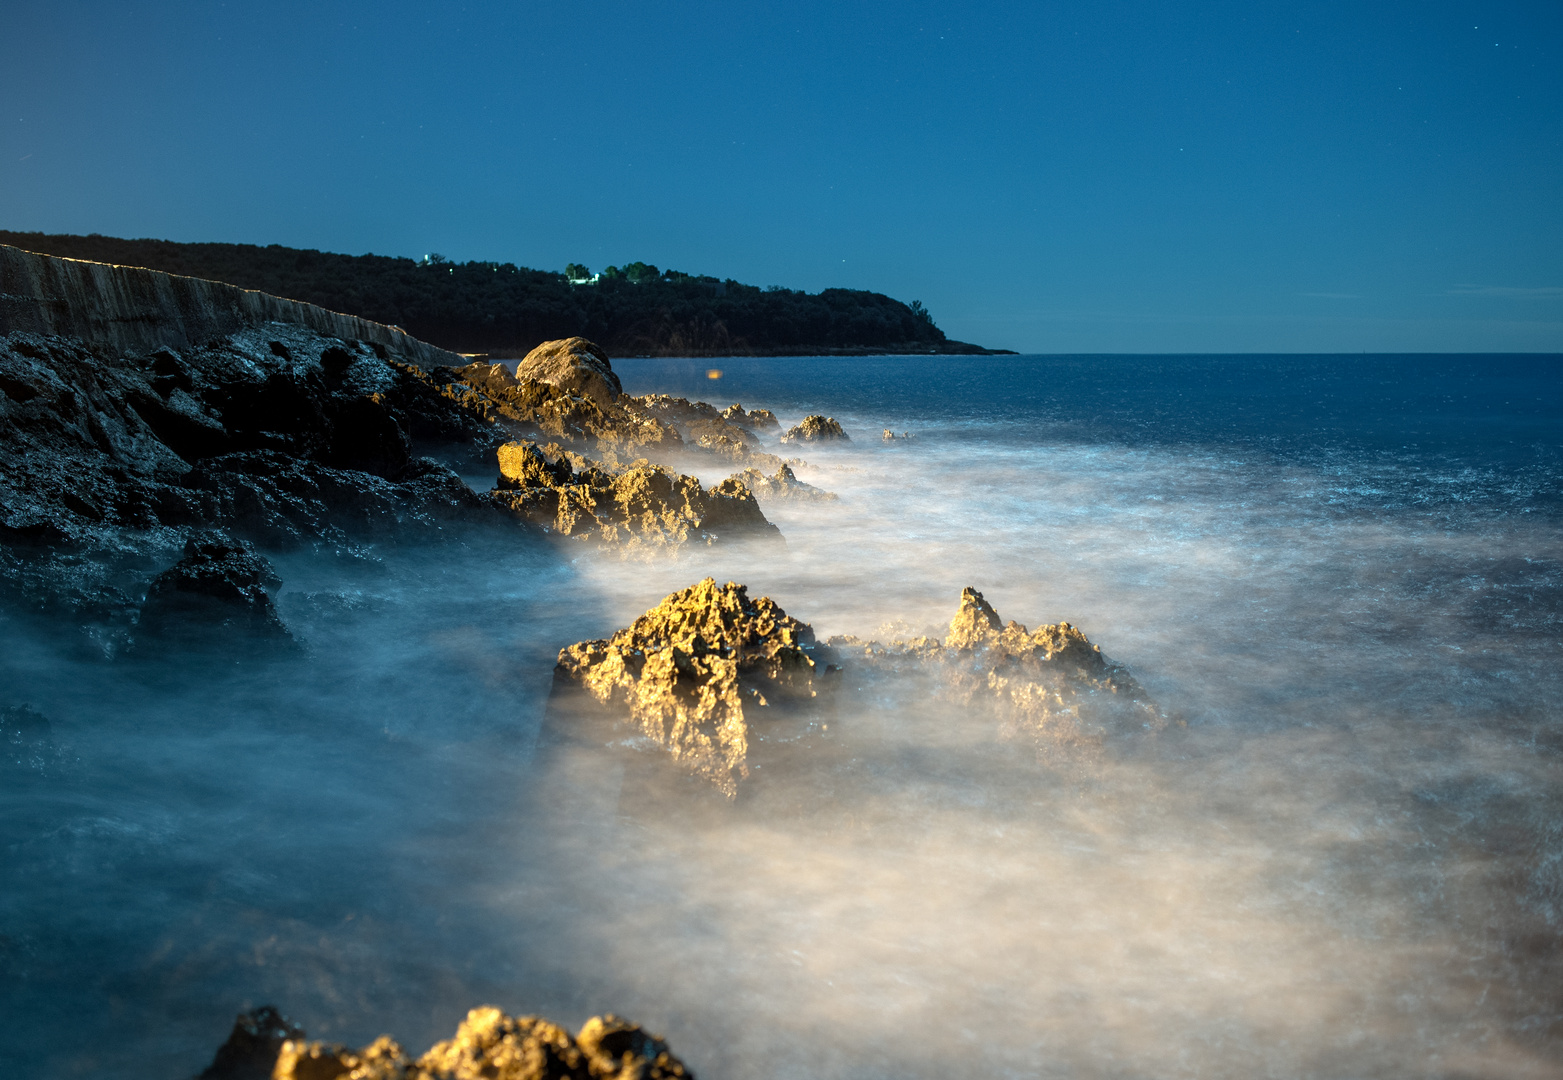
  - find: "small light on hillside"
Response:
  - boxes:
[706,369,723,380]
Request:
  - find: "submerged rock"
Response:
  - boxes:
[731,462,838,503]
[199,1005,691,1080]
[554,579,837,796]
[779,415,849,443]
[492,441,781,554]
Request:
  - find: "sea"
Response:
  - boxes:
[3,353,1561,1078]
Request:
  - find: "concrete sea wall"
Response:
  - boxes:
[0,243,462,368]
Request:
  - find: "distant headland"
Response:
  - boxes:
[0,231,1013,359]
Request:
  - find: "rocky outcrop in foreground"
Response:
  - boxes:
[555,579,836,796]
[553,583,1165,795]
[197,1004,691,1080]
[729,463,838,503]
[492,442,781,554]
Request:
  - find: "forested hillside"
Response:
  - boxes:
[0,232,1006,357]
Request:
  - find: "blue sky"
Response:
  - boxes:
[3,1,1560,352]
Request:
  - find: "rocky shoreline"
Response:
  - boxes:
[1,248,1159,1077]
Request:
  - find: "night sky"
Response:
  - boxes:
[3,1,1559,352]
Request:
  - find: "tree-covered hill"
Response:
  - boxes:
[0,232,1008,357]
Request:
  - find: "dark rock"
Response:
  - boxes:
[197,1006,306,1080]
[514,337,623,409]
[137,534,295,647]
[779,415,849,443]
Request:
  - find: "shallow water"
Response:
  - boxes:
[3,355,1561,1077]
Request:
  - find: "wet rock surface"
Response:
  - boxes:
[779,414,849,443]
[554,579,836,796]
[198,1005,691,1080]
[553,582,1164,795]
[492,442,782,554]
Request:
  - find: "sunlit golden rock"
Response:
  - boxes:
[237,1004,693,1080]
[554,579,836,797]
[779,414,849,443]
[514,336,623,408]
[492,441,781,555]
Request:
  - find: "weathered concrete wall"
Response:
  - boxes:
[0,243,462,368]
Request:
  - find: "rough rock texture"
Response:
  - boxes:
[731,463,838,503]
[719,403,780,433]
[439,361,684,462]
[554,579,837,796]
[0,326,506,623]
[137,535,293,646]
[779,415,849,443]
[0,243,460,368]
[832,587,1167,760]
[198,1005,691,1080]
[625,395,787,470]
[553,582,1163,794]
[514,337,624,409]
[492,442,781,555]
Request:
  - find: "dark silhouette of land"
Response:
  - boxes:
[0,231,1011,358]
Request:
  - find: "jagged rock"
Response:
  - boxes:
[831,587,1166,760]
[731,463,838,503]
[514,337,623,409]
[492,441,781,554]
[0,328,515,620]
[779,415,849,443]
[625,394,786,470]
[196,1005,306,1080]
[718,403,780,433]
[137,534,294,647]
[441,363,684,462]
[205,1005,693,1080]
[554,579,837,797]
[2,703,68,776]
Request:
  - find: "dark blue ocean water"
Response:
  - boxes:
[620,353,1563,511]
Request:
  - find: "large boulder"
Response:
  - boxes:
[515,337,623,409]
[554,579,837,797]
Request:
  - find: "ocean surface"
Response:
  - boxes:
[3,354,1562,1078]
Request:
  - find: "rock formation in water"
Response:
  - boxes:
[554,579,838,796]
[626,394,788,470]
[729,463,838,503]
[718,403,780,433]
[832,587,1167,760]
[779,415,849,443]
[491,442,781,553]
[553,583,1164,793]
[197,1005,692,1080]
